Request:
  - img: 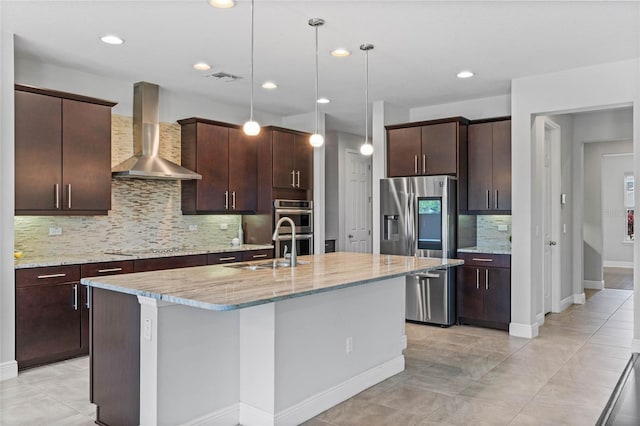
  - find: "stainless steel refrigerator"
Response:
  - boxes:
[380,176,457,326]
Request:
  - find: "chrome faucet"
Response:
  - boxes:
[273,217,297,267]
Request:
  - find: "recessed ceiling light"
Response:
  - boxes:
[208,0,235,8]
[331,48,351,57]
[193,62,212,71]
[262,81,277,89]
[457,70,475,79]
[101,35,124,45]
[317,97,330,104]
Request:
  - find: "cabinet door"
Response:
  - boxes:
[421,122,457,175]
[15,90,62,212]
[467,123,494,210]
[62,99,112,212]
[294,134,313,190]
[492,120,512,211]
[133,255,207,272]
[196,123,229,211]
[272,131,296,188]
[16,282,81,365]
[456,266,484,320]
[228,128,257,211]
[387,127,421,177]
[483,268,511,325]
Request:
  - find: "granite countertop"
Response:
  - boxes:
[458,246,511,255]
[82,252,464,311]
[14,244,274,269]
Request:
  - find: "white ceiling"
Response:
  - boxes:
[4,1,639,135]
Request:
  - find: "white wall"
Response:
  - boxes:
[1,29,17,379]
[511,59,639,340]
[410,94,511,122]
[602,153,634,267]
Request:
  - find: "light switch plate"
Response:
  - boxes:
[188,224,198,231]
[49,227,62,236]
[498,225,508,232]
[220,223,228,230]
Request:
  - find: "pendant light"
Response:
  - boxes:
[360,44,374,156]
[243,0,260,136]
[308,18,325,147]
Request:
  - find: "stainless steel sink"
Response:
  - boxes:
[225,259,310,270]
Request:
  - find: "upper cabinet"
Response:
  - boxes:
[179,118,259,214]
[386,117,468,177]
[465,119,511,212]
[272,129,313,190]
[15,85,116,215]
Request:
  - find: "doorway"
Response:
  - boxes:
[344,150,372,253]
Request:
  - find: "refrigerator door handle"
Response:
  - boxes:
[425,278,432,320]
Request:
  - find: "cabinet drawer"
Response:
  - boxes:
[134,255,207,272]
[81,261,134,278]
[16,265,80,287]
[457,252,510,269]
[208,252,244,265]
[242,249,273,261]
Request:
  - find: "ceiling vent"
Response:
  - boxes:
[206,72,242,82]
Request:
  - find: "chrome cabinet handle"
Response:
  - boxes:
[54,184,60,209]
[224,190,229,210]
[472,258,493,262]
[219,256,237,261]
[67,184,72,209]
[72,284,78,311]
[85,286,91,309]
[495,190,499,209]
[291,170,296,187]
[252,254,268,259]
[231,191,236,210]
[426,278,432,320]
[485,269,489,290]
[296,171,300,188]
[37,273,66,279]
[476,268,479,289]
[414,155,418,174]
[97,268,123,273]
[487,190,490,209]
[422,154,426,174]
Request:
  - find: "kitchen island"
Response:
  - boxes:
[82,252,463,426]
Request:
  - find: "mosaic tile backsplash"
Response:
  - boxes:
[14,115,242,257]
[476,215,512,251]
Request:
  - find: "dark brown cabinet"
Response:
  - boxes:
[386,118,468,177]
[179,118,258,213]
[133,254,207,272]
[15,265,82,369]
[15,85,115,215]
[456,253,511,330]
[272,129,313,190]
[466,119,511,212]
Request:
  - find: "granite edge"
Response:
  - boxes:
[457,247,512,255]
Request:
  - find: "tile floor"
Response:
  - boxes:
[0,288,634,426]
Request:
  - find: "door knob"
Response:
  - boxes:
[348,234,354,238]
[549,241,557,246]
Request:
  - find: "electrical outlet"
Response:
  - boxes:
[498,225,508,232]
[346,336,353,354]
[143,319,152,341]
[188,224,198,232]
[49,227,62,236]
[220,223,228,230]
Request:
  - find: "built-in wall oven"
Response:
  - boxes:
[274,199,313,255]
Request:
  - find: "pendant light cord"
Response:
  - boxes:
[364,48,369,145]
[314,25,319,134]
[249,0,255,122]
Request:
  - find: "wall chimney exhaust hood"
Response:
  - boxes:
[111,82,202,180]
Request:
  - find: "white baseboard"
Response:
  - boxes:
[0,361,17,381]
[632,339,640,354]
[603,261,634,269]
[274,355,405,426]
[400,334,408,350]
[573,293,586,305]
[536,313,545,327]
[239,403,275,426]
[183,404,239,426]
[509,322,539,339]
[559,295,574,311]
[584,280,604,290]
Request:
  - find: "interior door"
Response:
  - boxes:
[542,122,553,315]
[345,151,372,252]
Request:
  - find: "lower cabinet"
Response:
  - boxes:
[133,254,207,272]
[456,253,511,330]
